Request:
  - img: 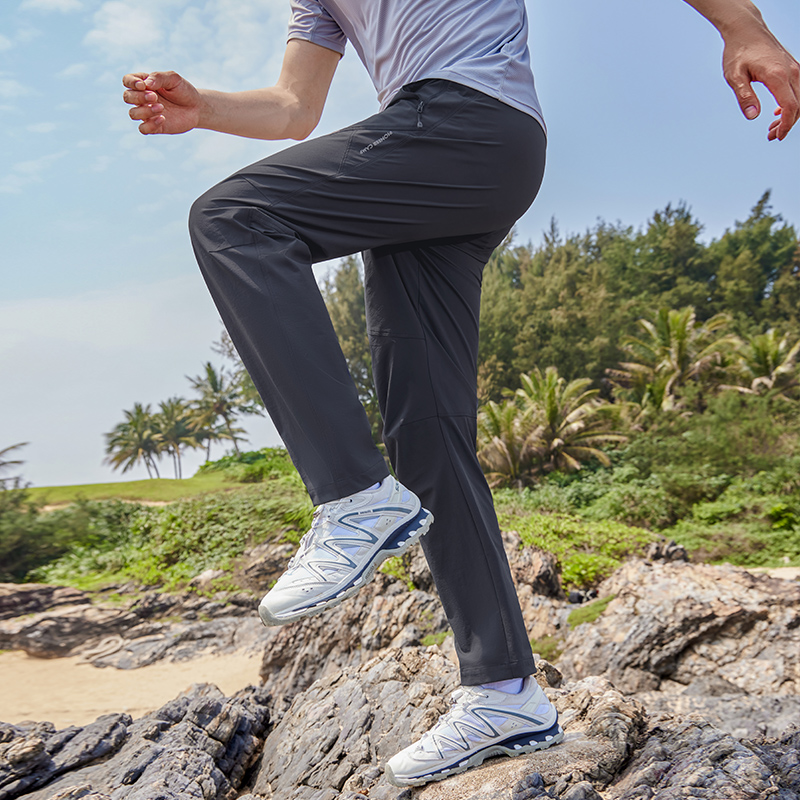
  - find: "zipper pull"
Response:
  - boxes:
[416,100,424,128]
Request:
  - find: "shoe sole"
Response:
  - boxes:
[258,506,433,626]
[384,722,565,787]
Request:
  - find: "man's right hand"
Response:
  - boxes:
[122,71,202,135]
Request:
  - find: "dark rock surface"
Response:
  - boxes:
[0,684,270,800]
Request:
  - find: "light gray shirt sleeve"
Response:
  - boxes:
[287,0,347,56]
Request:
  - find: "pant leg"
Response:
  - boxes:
[188,79,545,504]
[364,233,538,685]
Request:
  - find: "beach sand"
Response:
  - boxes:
[0,650,262,728]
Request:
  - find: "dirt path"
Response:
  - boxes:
[0,650,262,729]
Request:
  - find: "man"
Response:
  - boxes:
[123,0,799,787]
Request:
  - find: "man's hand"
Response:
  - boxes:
[122,71,202,135]
[722,23,800,141]
[684,1,800,141]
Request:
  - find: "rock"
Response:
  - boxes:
[258,573,448,714]
[644,538,688,563]
[0,585,90,621]
[503,532,565,600]
[0,684,270,800]
[0,586,267,665]
[247,648,646,800]
[559,560,800,696]
[188,569,226,591]
[606,719,800,799]
[239,541,296,592]
[632,690,800,741]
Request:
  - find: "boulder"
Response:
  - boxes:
[0,586,265,665]
[0,684,270,800]
[558,560,800,695]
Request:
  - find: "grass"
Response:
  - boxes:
[530,635,564,663]
[421,631,449,647]
[26,473,244,507]
[567,595,616,628]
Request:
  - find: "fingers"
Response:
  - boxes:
[726,66,761,121]
[128,101,164,121]
[122,88,161,107]
[122,72,150,91]
[140,70,182,93]
[770,69,800,140]
[138,115,166,135]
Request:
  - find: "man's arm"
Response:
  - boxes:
[122,39,340,140]
[682,0,799,140]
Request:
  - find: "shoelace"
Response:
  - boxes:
[286,495,356,569]
[286,507,325,569]
[418,688,489,747]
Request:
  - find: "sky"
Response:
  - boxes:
[1,0,799,488]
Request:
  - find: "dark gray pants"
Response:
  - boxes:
[189,80,546,684]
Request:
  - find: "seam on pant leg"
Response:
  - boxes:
[413,291,520,672]
[431,407,521,673]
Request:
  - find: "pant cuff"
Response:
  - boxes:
[459,656,537,686]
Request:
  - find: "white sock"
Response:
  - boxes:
[481,677,524,694]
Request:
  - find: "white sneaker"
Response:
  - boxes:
[258,476,432,626]
[385,676,563,787]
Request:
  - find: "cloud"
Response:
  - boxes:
[0,35,12,52]
[27,121,59,133]
[20,0,83,11]
[0,74,29,99]
[0,151,67,193]
[57,63,90,80]
[84,1,164,60]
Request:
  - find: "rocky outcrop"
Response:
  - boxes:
[606,721,800,800]
[0,587,268,665]
[249,646,641,800]
[559,560,800,695]
[259,573,448,714]
[3,644,798,800]
[246,646,800,800]
[0,584,90,621]
[0,684,269,800]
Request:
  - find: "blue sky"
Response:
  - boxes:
[1,0,798,487]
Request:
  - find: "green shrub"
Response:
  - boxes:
[196,447,297,483]
[497,511,653,590]
[34,475,313,590]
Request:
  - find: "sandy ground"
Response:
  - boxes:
[0,650,262,729]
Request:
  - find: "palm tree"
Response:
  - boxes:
[723,329,800,398]
[477,400,540,488]
[153,397,198,479]
[0,442,28,488]
[187,363,258,456]
[609,306,739,414]
[515,367,626,474]
[104,403,161,478]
